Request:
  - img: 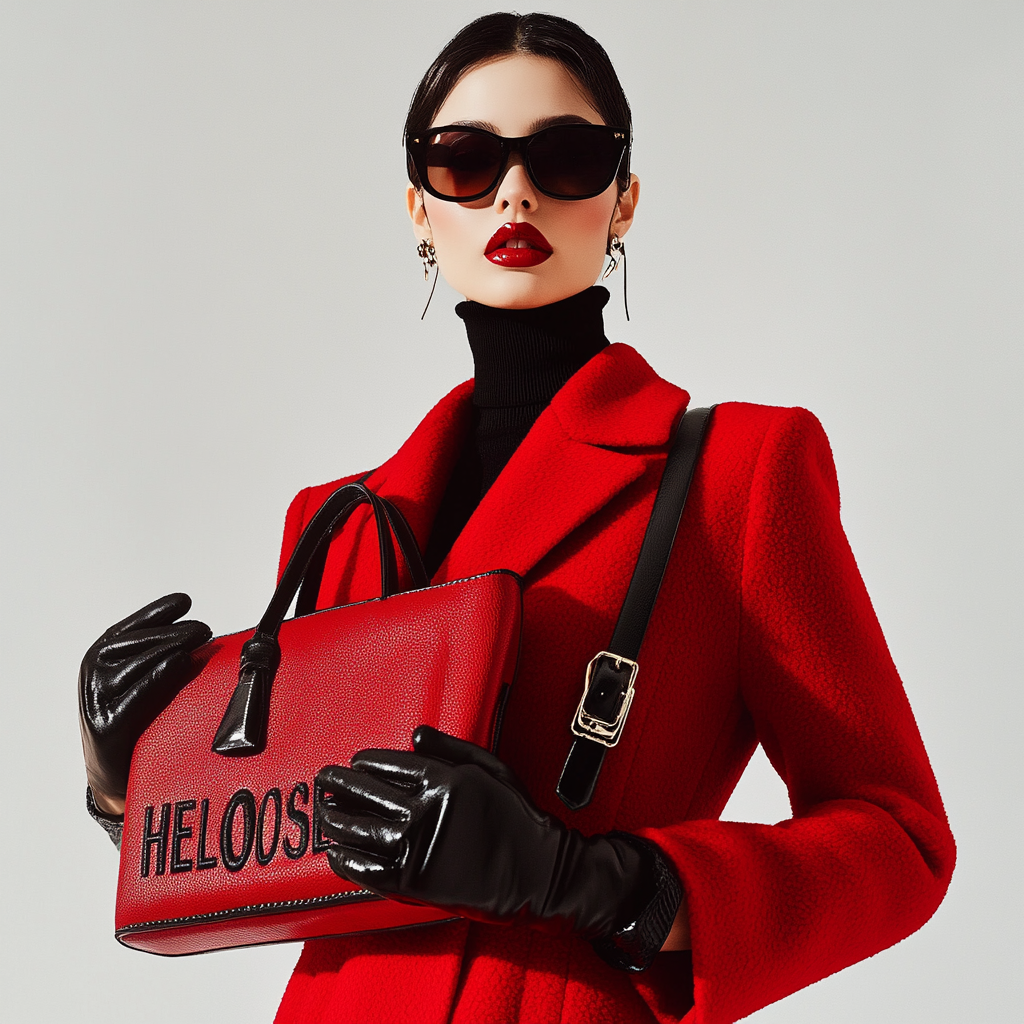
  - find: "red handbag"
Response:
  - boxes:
[114,483,522,955]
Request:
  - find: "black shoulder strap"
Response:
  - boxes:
[556,406,715,810]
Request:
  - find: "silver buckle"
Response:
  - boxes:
[570,651,639,748]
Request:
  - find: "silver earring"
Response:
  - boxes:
[603,235,629,321]
[417,239,439,319]
[417,239,437,280]
[603,234,624,279]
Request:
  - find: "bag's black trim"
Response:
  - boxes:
[489,684,512,754]
[196,569,524,645]
[488,568,523,754]
[116,887,383,938]
[299,566,524,611]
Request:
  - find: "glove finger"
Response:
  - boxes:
[109,648,200,733]
[95,620,212,668]
[348,748,433,789]
[326,845,400,893]
[412,725,524,791]
[101,593,194,640]
[93,626,211,700]
[319,807,406,861]
[317,764,411,819]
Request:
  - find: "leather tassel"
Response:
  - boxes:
[212,633,281,755]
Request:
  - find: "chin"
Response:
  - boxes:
[464,271,593,310]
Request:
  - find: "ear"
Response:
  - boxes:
[609,173,640,240]
[407,185,431,242]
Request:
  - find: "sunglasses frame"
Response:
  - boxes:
[406,123,631,203]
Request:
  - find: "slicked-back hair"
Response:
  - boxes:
[404,12,632,192]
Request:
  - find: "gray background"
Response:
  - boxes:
[1,2,1020,1021]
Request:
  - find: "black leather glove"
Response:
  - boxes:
[317,726,682,971]
[79,593,211,808]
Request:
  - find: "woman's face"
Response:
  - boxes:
[407,54,639,309]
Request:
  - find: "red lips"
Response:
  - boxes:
[485,222,553,268]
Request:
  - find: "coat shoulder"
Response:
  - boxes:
[702,400,826,442]
[686,401,841,523]
[698,401,833,473]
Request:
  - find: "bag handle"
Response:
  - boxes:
[212,482,429,756]
[294,480,427,616]
[556,406,715,809]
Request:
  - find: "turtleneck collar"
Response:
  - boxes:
[456,286,611,409]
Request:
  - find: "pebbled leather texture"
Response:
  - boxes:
[210,632,282,755]
[115,568,522,955]
[317,726,678,968]
[212,484,429,756]
[79,593,212,806]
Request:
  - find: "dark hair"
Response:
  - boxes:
[404,12,632,191]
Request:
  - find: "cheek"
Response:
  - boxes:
[575,197,617,236]
[421,201,481,265]
[553,196,616,263]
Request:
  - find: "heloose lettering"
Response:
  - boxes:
[139,781,331,878]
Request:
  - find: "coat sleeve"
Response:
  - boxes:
[638,407,955,1024]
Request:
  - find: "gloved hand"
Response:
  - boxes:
[79,593,212,813]
[317,725,682,971]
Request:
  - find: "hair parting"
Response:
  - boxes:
[404,13,632,193]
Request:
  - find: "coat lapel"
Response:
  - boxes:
[437,344,689,582]
[347,344,688,588]
[311,380,473,605]
[360,379,475,554]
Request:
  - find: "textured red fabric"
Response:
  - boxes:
[272,343,954,1024]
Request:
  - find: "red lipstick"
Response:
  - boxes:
[485,222,553,268]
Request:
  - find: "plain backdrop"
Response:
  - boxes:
[1,2,1021,1022]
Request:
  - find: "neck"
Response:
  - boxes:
[423,287,612,576]
[456,287,611,408]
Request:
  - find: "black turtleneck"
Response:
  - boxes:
[424,286,611,576]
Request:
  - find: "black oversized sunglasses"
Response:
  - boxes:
[406,123,630,202]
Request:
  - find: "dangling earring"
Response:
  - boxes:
[417,238,437,280]
[603,234,629,321]
[417,239,439,320]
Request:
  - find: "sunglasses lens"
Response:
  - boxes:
[422,130,503,199]
[528,126,623,197]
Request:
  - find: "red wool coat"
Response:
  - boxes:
[272,343,954,1024]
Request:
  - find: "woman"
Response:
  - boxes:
[79,13,955,1023]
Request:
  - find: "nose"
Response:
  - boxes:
[493,153,538,213]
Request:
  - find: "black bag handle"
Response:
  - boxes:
[556,406,715,809]
[212,482,429,756]
[292,482,429,617]
[292,472,429,616]
[294,471,372,618]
